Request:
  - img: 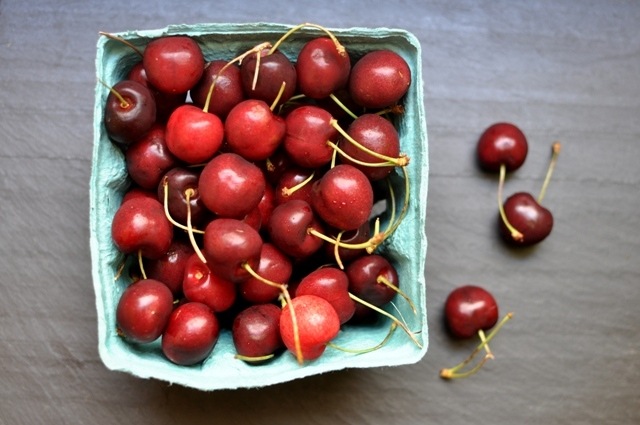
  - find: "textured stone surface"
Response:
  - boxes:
[1,0,639,423]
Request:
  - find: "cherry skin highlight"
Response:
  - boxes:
[477,122,528,173]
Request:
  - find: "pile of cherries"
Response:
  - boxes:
[103,24,421,367]
[440,123,561,379]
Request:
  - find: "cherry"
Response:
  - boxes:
[142,235,194,296]
[142,35,204,94]
[283,105,337,169]
[477,122,528,173]
[296,36,351,99]
[202,218,263,283]
[267,200,324,259]
[224,99,286,161]
[346,254,399,308]
[232,303,283,361]
[158,167,208,227]
[310,164,374,231]
[348,49,411,109]
[444,285,498,339]
[165,104,224,164]
[161,301,220,366]
[274,166,318,206]
[499,142,561,246]
[240,49,297,107]
[339,113,401,181]
[238,243,292,304]
[182,253,236,313]
[440,285,513,379]
[111,196,173,260]
[103,79,156,146]
[127,61,186,122]
[116,278,174,344]
[495,147,561,266]
[280,294,340,361]
[125,123,177,190]
[256,184,276,232]
[198,152,266,218]
[295,266,355,324]
[190,60,245,119]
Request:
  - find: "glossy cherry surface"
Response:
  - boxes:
[500,192,554,246]
[444,285,499,339]
[477,122,528,172]
[161,302,220,365]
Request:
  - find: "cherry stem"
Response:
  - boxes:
[333,230,345,270]
[498,164,524,242]
[98,31,143,57]
[478,329,494,357]
[382,165,410,239]
[98,78,129,109]
[234,353,275,362]
[241,263,303,365]
[162,177,204,234]
[270,81,287,111]
[327,322,397,354]
[538,142,562,203]
[308,223,385,252]
[330,118,410,167]
[326,141,397,168]
[329,93,358,120]
[376,275,417,315]
[348,292,422,349]
[268,22,346,57]
[137,250,147,280]
[185,189,207,265]
[282,171,315,198]
[439,312,513,379]
[114,260,126,281]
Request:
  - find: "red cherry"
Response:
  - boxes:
[279,294,340,361]
[143,236,194,296]
[232,304,283,360]
[165,104,224,164]
[348,49,411,109]
[161,302,220,366]
[143,35,204,95]
[267,200,324,259]
[310,164,374,231]
[116,279,174,344]
[296,37,351,99]
[190,60,245,119]
[198,152,266,218]
[111,196,173,260]
[125,124,177,190]
[500,192,554,246]
[238,243,292,304]
[158,167,208,227]
[182,253,236,313]
[240,50,297,107]
[476,122,528,173]
[444,285,498,339]
[283,105,336,169]
[104,79,156,146]
[296,267,355,325]
[224,99,286,161]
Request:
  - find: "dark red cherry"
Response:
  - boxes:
[500,192,554,246]
[198,152,266,218]
[296,37,351,99]
[143,35,205,95]
[346,254,399,308]
[116,278,174,344]
[267,200,324,259]
[279,294,340,362]
[348,50,411,109]
[232,303,283,360]
[310,164,374,231]
[296,266,355,325]
[165,104,224,164]
[182,253,236,313]
[283,105,337,169]
[274,166,318,206]
[202,218,263,283]
[238,243,292,304]
[104,79,156,146]
[111,196,173,260]
[340,113,400,181]
[158,167,208,227]
[444,285,498,339]
[127,61,186,122]
[125,123,177,190]
[190,60,245,119]
[224,99,286,161]
[161,302,220,365]
[240,50,297,107]
[477,122,528,173]
[143,235,194,296]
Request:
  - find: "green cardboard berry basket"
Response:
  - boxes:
[90,22,429,390]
